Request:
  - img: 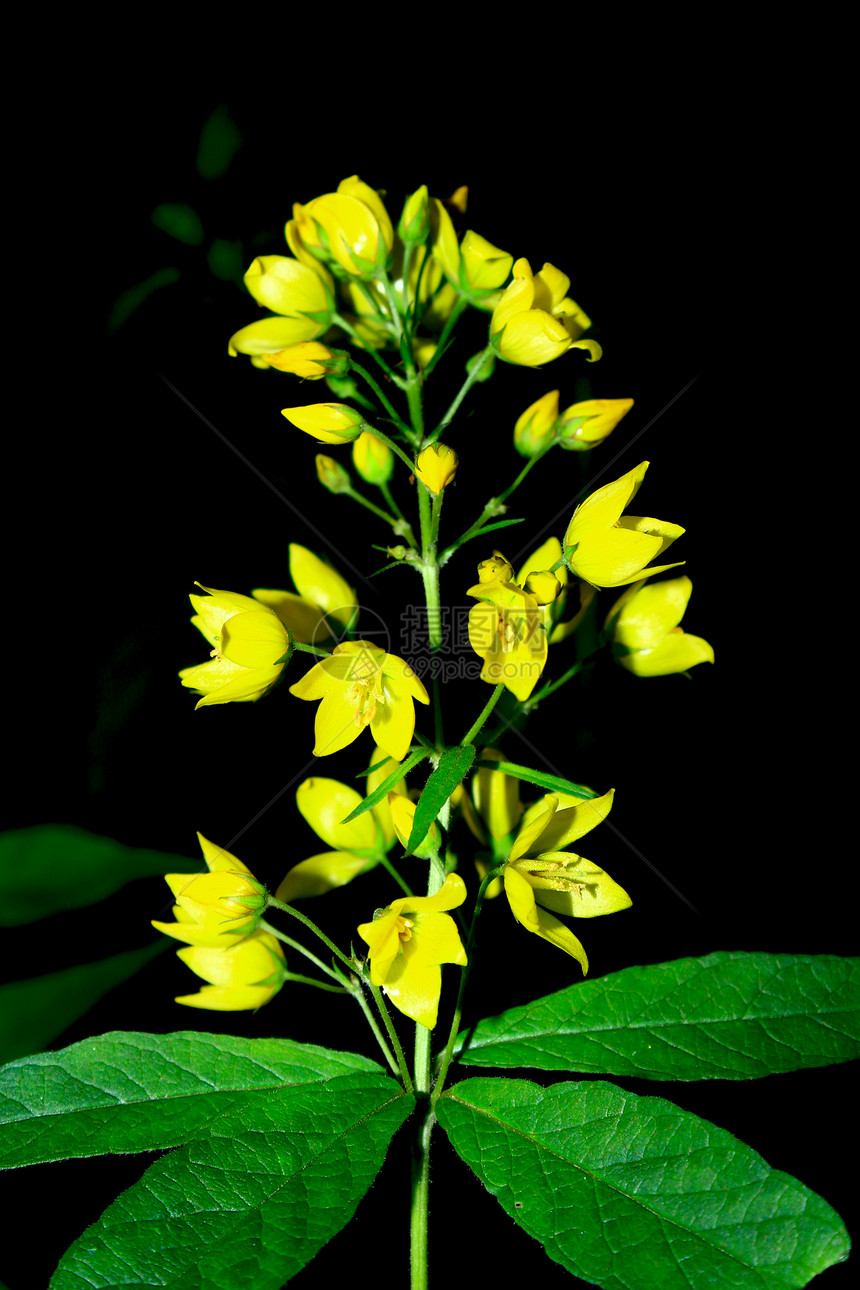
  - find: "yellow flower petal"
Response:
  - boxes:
[276,851,372,901]
[503,866,588,971]
[296,777,377,853]
[289,544,356,627]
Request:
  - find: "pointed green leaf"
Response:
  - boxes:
[455,952,860,1078]
[0,943,164,1065]
[0,825,199,925]
[151,202,204,245]
[437,1076,850,1290]
[405,745,476,854]
[51,1072,413,1290]
[464,517,526,541]
[0,1031,385,1167]
[474,760,597,800]
[340,748,427,822]
[195,105,243,179]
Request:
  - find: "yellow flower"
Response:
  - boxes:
[175,930,287,1011]
[467,557,548,701]
[558,398,634,451]
[428,199,512,309]
[289,640,429,760]
[490,258,602,367]
[281,402,366,444]
[276,758,408,901]
[504,791,630,973]
[514,389,560,457]
[316,454,352,494]
[353,430,394,485]
[605,576,714,676]
[252,543,356,645]
[563,461,685,588]
[357,873,468,1028]
[414,443,459,495]
[287,175,394,278]
[152,833,267,949]
[260,342,349,379]
[179,586,291,708]
[229,256,335,357]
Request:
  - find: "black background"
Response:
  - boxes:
[2,84,855,1289]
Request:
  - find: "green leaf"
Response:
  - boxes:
[437,1076,850,1290]
[340,748,428,822]
[466,517,526,541]
[455,952,860,1078]
[0,943,164,1066]
[474,760,597,800]
[195,104,243,179]
[51,1072,413,1290]
[0,1031,385,1167]
[106,266,181,333]
[151,202,204,245]
[405,745,476,855]
[0,825,199,926]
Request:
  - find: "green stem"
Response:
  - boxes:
[331,312,401,384]
[366,976,413,1093]
[440,439,555,559]
[378,270,405,343]
[345,486,399,527]
[461,682,505,746]
[431,866,504,1106]
[283,972,347,994]
[417,483,442,651]
[420,298,468,378]
[363,424,416,473]
[266,898,355,973]
[410,1110,433,1290]
[425,345,493,446]
[350,360,411,436]
[378,850,415,897]
[259,920,342,981]
[348,980,401,1077]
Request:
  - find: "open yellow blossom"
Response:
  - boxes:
[179,587,291,708]
[563,461,685,588]
[504,791,630,973]
[287,175,394,278]
[491,258,601,367]
[175,930,287,1011]
[229,255,335,358]
[252,544,356,645]
[357,873,468,1028]
[428,198,512,311]
[467,556,549,701]
[606,576,714,676]
[152,834,267,949]
[289,640,429,761]
[276,758,408,901]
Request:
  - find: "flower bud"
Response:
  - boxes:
[398,185,431,245]
[414,443,458,495]
[477,552,514,584]
[459,230,513,292]
[558,398,634,451]
[316,454,352,494]
[352,430,394,485]
[524,570,562,604]
[606,576,714,676]
[263,342,350,379]
[281,403,366,444]
[514,390,560,457]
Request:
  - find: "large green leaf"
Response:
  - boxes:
[0,1031,385,1167]
[405,744,476,855]
[51,1072,413,1289]
[0,825,199,926]
[0,943,165,1065]
[437,1077,850,1290]
[455,951,860,1079]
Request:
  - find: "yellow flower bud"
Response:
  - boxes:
[414,443,458,495]
[152,834,267,949]
[398,185,431,245]
[352,430,394,485]
[447,186,468,215]
[281,402,365,444]
[491,258,602,368]
[606,576,714,676]
[262,342,349,379]
[315,454,352,494]
[179,587,291,708]
[459,230,513,292]
[524,570,562,604]
[287,175,393,278]
[477,552,514,584]
[513,390,560,457]
[242,254,334,322]
[558,398,634,451]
